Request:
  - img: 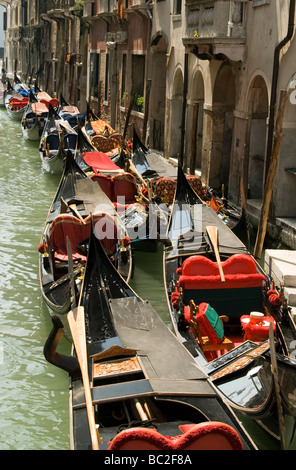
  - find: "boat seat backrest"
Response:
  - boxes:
[178,254,265,319]
[85,211,118,255]
[108,422,244,450]
[49,213,90,261]
[90,173,137,204]
[154,177,176,205]
[63,133,77,150]
[90,174,114,200]
[49,212,118,261]
[49,98,59,109]
[113,173,137,202]
[91,134,115,153]
[108,132,126,148]
[46,133,60,150]
[178,254,263,286]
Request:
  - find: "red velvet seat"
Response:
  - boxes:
[48,211,118,262]
[90,174,114,200]
[113,173,137,203]
[178,254,265,290]
[108,421,244,450]
[90,172,138,211]
[49,213,90,263]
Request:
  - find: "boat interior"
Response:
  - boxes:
[171,252,280,362]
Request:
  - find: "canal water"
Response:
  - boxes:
[0,107,280,450]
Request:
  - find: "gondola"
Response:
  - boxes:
[131,129,241,231]
[43,217,257,450]
[5,80,29,121]
[39,104,78,174]
[0,80,6,107]
[38,152,133,316]
[163,165,296,448]
[21,90,50,141]
[74,125,163,252]
[59,95,85,130]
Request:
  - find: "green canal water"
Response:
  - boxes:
[0,108,281,450]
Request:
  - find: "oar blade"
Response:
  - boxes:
[206,225,225,282]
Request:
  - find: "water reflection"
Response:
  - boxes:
[0,109,70,450]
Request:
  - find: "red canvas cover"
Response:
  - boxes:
[82,152,120,173]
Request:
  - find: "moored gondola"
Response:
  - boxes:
[44,217,257,450]
[163,165,296,448]
[131,129,242,230]
[59,95,85,130]
[21,89,50,141]
[38,152,133,316]
[5,80,29,120]
[39,104,78,174]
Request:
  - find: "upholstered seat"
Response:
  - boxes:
[108,421,244,450]
[177,254,266,319]
[178,254,265,290]
[48,211,118,262]
[90,172,138,209]
[154,177,176,205]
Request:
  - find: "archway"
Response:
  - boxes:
[149,34,168,150]
[187,69,204,173]
[246,75,269,199]
[211,65,236,192]
[167,66,183,160]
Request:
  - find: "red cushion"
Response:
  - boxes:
[108,421,244,450]
[240,315,276,341]
[178,273,265,290]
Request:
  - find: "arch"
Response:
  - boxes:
[167,66,184,159]
[187,67,205,172]
[246,74,269,199]
[208,65,236,191]
[147,34,168,151]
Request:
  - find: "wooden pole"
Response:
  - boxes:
[206,225,225,282]
[189,103,199,174]
[253,90,287,260]
[68,307,100,450]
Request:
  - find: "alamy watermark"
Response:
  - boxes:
[92,201,203,246]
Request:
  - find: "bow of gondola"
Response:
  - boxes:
[44,216,257,450]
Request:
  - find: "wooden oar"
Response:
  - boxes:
[206,225,225,282]
[60,196,86,224]
[67,306,100,450]
[269,322,286,449]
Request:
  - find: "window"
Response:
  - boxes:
[132,54,145,112]
[175,0,181,15]
[90,53,100,98]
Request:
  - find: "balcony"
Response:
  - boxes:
[183,1,247,62]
